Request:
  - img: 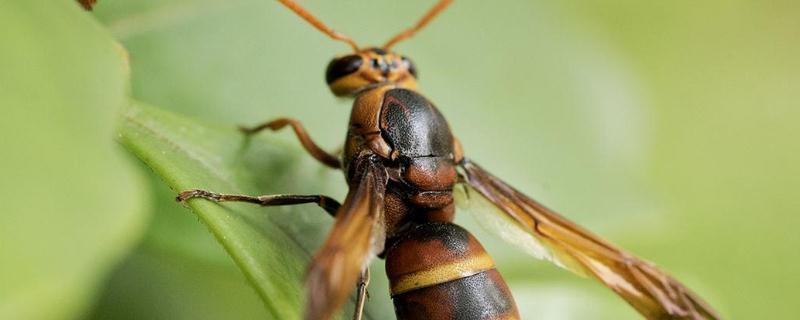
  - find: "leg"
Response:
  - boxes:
[352,268,370,320]
[240,117,341,169]
[176,189,340,216]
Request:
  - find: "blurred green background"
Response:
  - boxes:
[2,0,798,319]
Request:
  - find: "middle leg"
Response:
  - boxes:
[240,117,341,169]
[352,268,371,320]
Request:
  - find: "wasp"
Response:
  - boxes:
[177,1,720,319]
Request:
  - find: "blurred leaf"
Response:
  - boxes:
[118,101,394,319]
[88,249,268,320]
[0,1,148,319]
[87,169,270,320]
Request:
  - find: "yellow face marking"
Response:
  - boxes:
[327,49,418,96]
[390,253,496,295]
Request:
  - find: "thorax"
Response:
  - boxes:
[344,85,458,236]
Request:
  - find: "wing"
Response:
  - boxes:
[459,159,720,320]
[304,155,387,320]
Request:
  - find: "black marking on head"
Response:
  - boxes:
[369,47,387,55]
[325,55,363,84]
[370,57,389,74]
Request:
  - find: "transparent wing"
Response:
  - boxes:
[459,159,720,320]
[305,156,387,320]
[454,181,588,276]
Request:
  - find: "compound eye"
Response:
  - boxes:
[325,55,363,84]
[402,56,418,78]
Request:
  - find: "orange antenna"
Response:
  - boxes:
[383,0,453,49]
[277,0,360,52]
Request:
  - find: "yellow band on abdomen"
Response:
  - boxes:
[390,253,496,295]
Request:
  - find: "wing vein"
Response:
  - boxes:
[459,159,720,319]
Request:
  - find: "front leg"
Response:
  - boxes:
[177,189,341,216]
[240,117,341,169]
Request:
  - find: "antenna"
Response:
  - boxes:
[277,0,360,51]
[383,0,453,49]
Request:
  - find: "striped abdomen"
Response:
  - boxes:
[385,222,520,320]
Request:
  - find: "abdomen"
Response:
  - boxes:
[385,222,520,320]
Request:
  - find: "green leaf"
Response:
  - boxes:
[0,1,148,319]
[118,101,394,320]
